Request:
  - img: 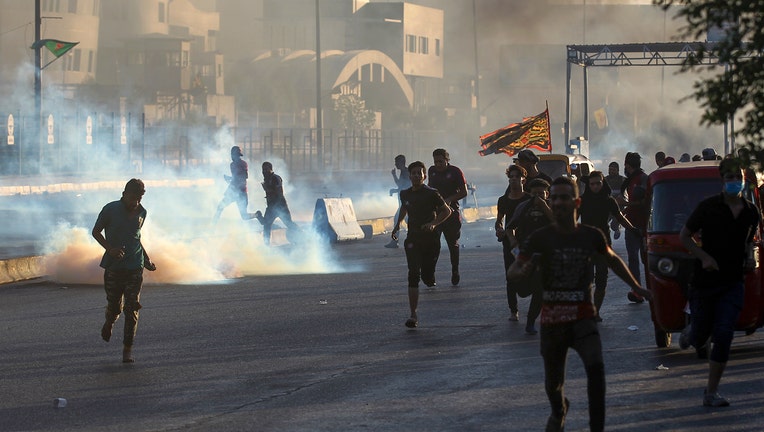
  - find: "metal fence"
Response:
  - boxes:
[0,112,455,176]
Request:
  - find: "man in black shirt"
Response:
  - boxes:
[578,171,637,320]
[506,177,553,335]
[679,158,760,407]
[254,161,300,245]
[495,165,531,321]
[507,176,650,432]
[392,161,452,328]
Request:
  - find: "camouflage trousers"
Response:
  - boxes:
[103,268,144,346]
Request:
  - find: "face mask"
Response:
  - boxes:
[724,181,744,196]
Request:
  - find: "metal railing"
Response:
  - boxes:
[0,112,454,176]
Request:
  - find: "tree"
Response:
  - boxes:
[654,1,764,165]
[333,94,376,130]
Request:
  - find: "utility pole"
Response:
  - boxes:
[472,0,480,133]
[34,0,42,174]
[315,0,323,169]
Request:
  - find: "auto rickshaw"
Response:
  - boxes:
[645,160,764,347]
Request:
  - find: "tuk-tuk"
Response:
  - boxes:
[645,161,764,347]
[537,153,595,181]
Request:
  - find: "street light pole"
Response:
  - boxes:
[34,0,42,174]
[315,0,323,169]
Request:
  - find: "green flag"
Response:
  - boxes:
[31,39,79,58]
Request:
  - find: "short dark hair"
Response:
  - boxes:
[506,164,527,178]
[408,161,426,173]
[608,161,619,169]
[395,154,406,163]
[719,158,744,177]
[432,148,450,161]
[526,178,550,190]
[589,170,604,181]
[551,176,579,198]
[262,161,273,170]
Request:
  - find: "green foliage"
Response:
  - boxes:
[654,1,764,166]
[333,93,376,130]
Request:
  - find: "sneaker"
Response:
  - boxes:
[627,291,645,303]
[508,311,519,322]
[525,323,538,335]
[703,390,730,407]
[545,397,569,432]
[423,279,437,288]
[451,271,460,286]
[679,326,691,350]
[384,239,399,248]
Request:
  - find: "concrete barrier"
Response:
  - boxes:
[0,256,45,285]
[312,198,366,242]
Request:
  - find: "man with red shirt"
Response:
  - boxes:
[508,176,651,432]
[428,148,468,286]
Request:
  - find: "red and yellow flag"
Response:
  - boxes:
[478,109,552,157]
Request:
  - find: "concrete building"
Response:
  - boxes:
[0,0,233,126]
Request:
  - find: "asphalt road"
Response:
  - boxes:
[1,221,763,432]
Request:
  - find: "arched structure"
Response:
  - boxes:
[233,49,413,118]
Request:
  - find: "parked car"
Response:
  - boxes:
[645,160,764,347]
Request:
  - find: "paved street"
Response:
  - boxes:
[1,220,763,432]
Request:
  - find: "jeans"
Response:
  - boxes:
[624,228,644,284]
[689,281,744,363]
[541,319,605,432]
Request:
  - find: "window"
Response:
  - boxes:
[419,36,428,54]
[158,2,166,23]
[44,0,61,12]
[68,0,77,13]
[435,39,441,56]
[72,49,81,71]
[87,50,94,73]
[406,34,416,53]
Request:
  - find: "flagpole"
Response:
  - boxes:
[34,0,42,174]
[546,101,552,153]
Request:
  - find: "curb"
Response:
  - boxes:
[0,206,498,285]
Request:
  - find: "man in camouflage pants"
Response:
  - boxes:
[92,178,156,363]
